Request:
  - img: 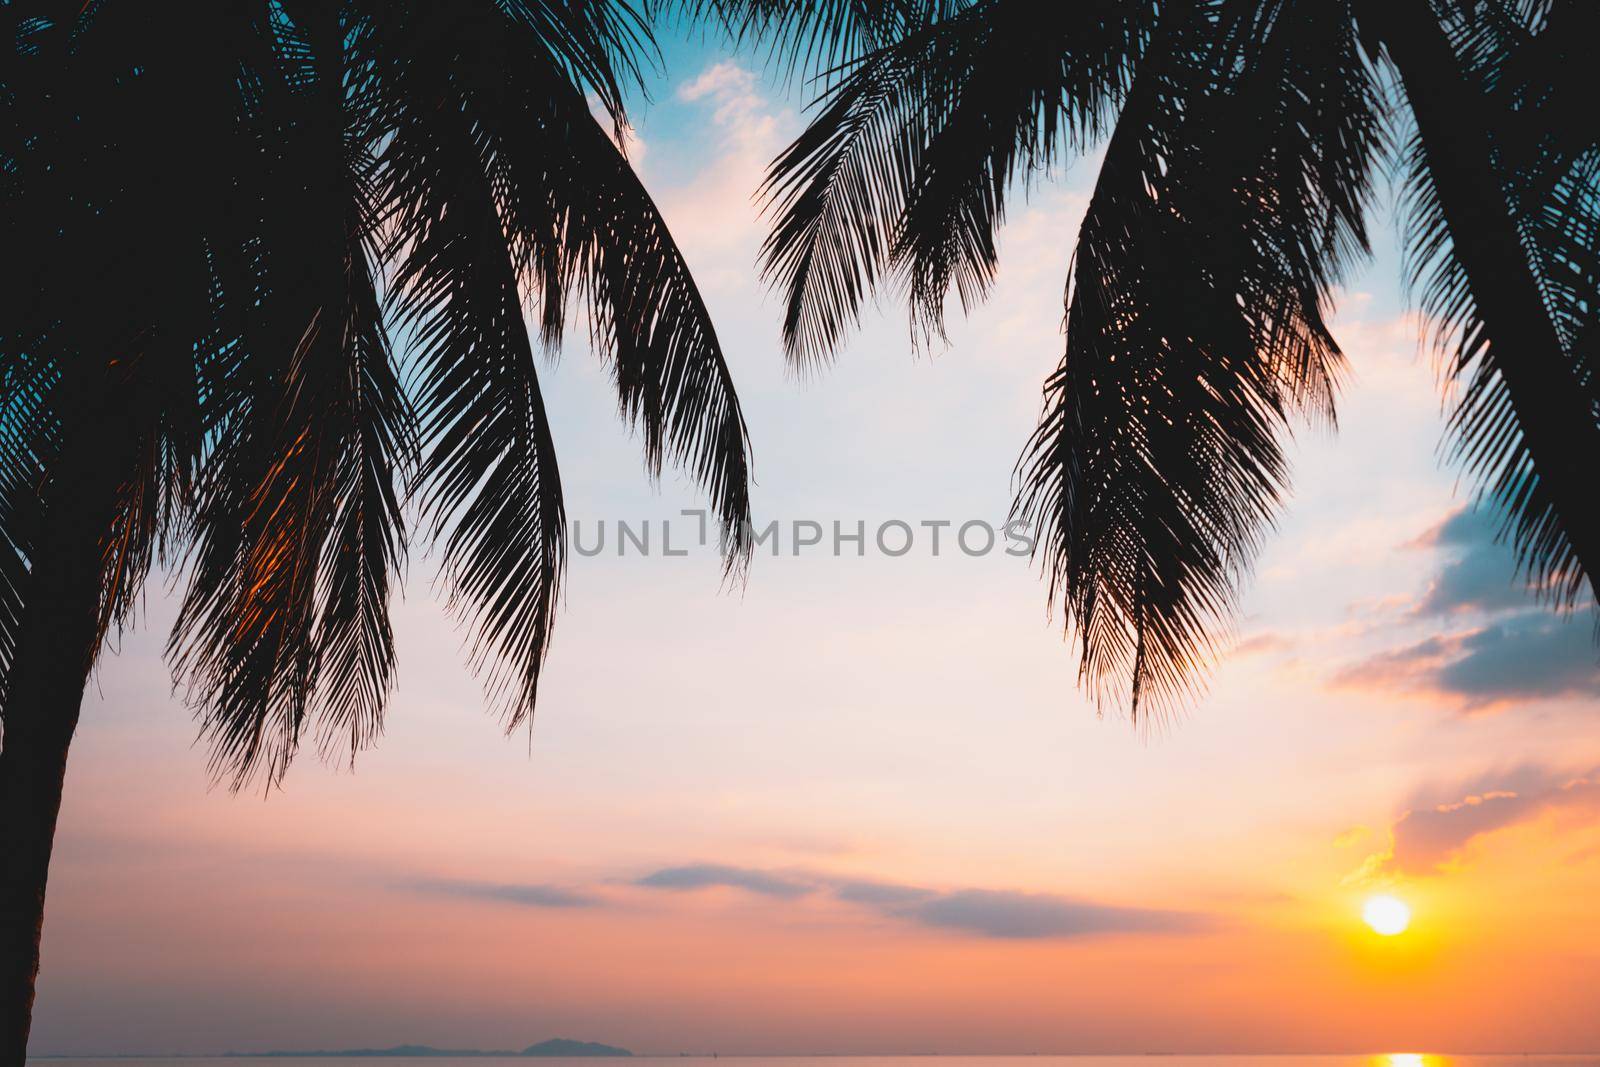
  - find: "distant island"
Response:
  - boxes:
[523,1041,632,1057]
[238,1038,633,1058]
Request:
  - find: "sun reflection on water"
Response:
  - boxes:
[1376,1054,1448,1067]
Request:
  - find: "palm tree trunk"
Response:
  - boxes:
[0,408,123,1062]
[1361,0,1600,602]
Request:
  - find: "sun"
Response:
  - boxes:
[1363,894,1411,936]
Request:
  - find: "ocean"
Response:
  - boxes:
[27,1055,1600,1066]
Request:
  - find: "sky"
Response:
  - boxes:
[30,30,1600,1057]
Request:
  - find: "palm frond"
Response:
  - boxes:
[679,0,953,85]
[758,0,1149,366]
[517,70,754,560]
[500,0,655,133]
[893,0,1157,337]
[175,235,412,787]
[171,8,413,788]
[0,344,56,709]
[1385,0,1600,608]
[1016,0,1381,721]
[381,51,567,732]
[7,0,755,779]
[391,0,754,551]
[374,0,752,730]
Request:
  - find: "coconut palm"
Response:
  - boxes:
[0,1,751,1056]
[736,0,1600,718]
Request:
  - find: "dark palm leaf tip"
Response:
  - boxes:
[1393,4,1599,610]
[1039,1,1378,722]
[0,0,753,786]
[174,238,414,790]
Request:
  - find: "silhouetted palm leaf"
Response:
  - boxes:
[684,0,952,84]
[1015,0,1379,720]
[4,0,753,787]
[170,7,415,786]
[758,0,1151,366]
[1395,1,1600,610]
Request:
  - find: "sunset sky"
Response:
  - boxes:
[32,33,1600,1057]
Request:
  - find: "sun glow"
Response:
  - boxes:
[1377,1055,1450,1067]
[1363,894,1412,936]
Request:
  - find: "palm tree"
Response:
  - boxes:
[0,1,751,1056]
[736,0,1600,718]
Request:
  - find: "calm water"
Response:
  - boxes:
[28,1056,1600,1066]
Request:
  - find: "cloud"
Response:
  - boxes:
[1408,507,1536,616]
[893,889,1201,940]
[678,62,765,116]
[409,863,1210,940]
[405,880,599,908]
[1231,633,1295,658]
[1333,615,1600,707]
[1331,507,1598,708]
[1387,790,1535,875]
[1332,826,1368,848]
[1351,767,1600,879]
[635,864,814,898]
[658,62,789,264]
[1434,617,1600,701]
[633,864,1207,940]
[831,879,937,906]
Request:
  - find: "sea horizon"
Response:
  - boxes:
[28,1052,1600,1063]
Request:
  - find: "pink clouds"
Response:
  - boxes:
[1229,632,1295,658]
[657,62,789,266]
[1353,767,1600,880]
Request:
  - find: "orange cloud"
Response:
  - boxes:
[1351,767,1600,881]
